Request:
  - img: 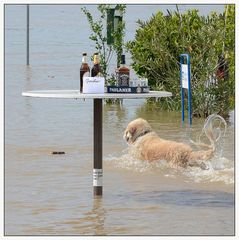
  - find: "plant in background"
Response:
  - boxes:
[82,4,126,83]
[127,5,235,118]
[221,5,235,110]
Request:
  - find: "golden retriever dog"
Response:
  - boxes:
[123,118,214,169]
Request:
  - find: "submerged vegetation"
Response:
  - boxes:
[127,5,235,117]
[83,5,235,118]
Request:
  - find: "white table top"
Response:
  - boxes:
[22,90,172,99]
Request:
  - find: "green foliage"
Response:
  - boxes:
[82,4,126,82]
[127,5,235,117]
[223,5,235,109]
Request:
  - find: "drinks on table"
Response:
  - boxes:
[80,52,90,92]
[117,54,130,86]
[91,52,102,77]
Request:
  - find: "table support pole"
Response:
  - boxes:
[93,99,103,196]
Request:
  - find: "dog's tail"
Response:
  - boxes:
[191,114,227,152]
[189,148,214,162]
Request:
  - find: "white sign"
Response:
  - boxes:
[181,64,189,89]
[93,169,103,186]
[83,77,105,94]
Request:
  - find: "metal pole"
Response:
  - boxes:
[187,55,192,125]
[180,54,192,125]
[181,88,185,123]
[114,8,123,68]
[180,55,184,123]
[93,99,103,196]
[26,4,30,65]
[106,8,115,45]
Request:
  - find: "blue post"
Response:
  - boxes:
[187,55,192,125]
[180,67,185,123]
[180,54,192,126]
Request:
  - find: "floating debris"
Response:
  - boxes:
[52,151,65,155]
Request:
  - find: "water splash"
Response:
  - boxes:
[105,152,234,185]
[192,114,227,156]
[106,148,171,173]
[106,114,234,184]
[105,114,233,185]
[184,155,234,185]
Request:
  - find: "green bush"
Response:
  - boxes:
[127,5,235,117]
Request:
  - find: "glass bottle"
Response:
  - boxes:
[117,54,130,86]
[91,53,102,77]
[80,52,90,92]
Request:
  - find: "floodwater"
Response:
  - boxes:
[5,5,234,236]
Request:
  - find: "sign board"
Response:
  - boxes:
[93,169,103,186]
[181,64,189,89]
[180,53,192,125]
[83,77,105,94]
[107,86,149,93]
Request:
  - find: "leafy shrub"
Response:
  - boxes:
[127,6,235,117]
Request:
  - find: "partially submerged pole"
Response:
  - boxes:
[180,54,192,126]
[26,4,30,65]
[93,99,103,196]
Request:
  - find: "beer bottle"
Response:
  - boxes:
[80,52,90,92]
[117,54,130,86]
[91,53,102,77]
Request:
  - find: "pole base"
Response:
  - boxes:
[94,186,102,196]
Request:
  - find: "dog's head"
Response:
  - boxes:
[123,118,153,145]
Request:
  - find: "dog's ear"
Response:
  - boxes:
[130,127,136,135]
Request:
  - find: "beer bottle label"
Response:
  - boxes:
[118,73,129,86]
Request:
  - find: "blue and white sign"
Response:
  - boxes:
[181,64,189,89]
[180,54,192,125]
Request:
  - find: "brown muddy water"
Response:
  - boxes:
[5,5,234,236]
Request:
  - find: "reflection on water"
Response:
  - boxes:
[5,4,234,236]
[60,198,106,235]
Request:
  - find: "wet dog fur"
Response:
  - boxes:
[123,118,214,169]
